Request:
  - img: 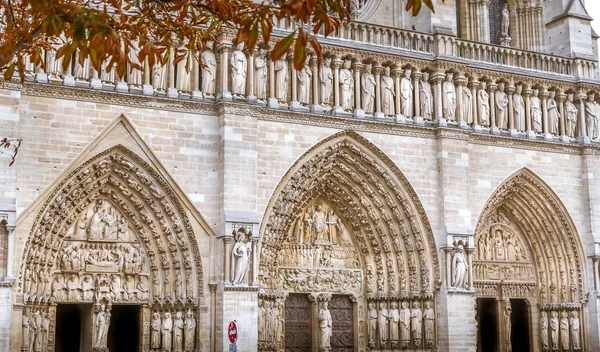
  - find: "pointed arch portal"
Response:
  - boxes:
[474,168,588,352]
[258,131,440,351]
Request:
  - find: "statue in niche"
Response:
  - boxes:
[503,301,512,351]
[550,311,559,351]
[424,301,435,348]
[82,276,94,301]
[230,43,247,97]
[152,62,168,91]
[388,302,400,347]
[463,82,473,125]
[89,201,106,239]
[162,312,173,350]
[258,300,265,341]
[274,55,289,102]
[29,309,37,351]
[22,308,30,350]
[496,83,509,129]
[33,309,43,352]
[513,85,526,131]
[547,91,560,135]
[41,311,49,351]
[94,305,108,348]
[104,208,118,240]
[560,311,569,350]
[368,302,377,348]
[75,212,89,239]
[381,66,395,115]
[231,227,252,284]
[378,302,389,347]
[128,43,143,87]
[312,205,329,243]
[151,312,162,349]
[173,311,184,352]
[478,82,490,127]
[586,93,598,139]
[298,60,312,105]
[565,93,578,138]
[501,4,510,38]
[326,210,341,245]
[570,311,580,350]
[400,68,413,117]
[318,300,332,350]
[184,309,196,351]
[66,274,80,301]
[420,72,433,120]
[540,311,549,351]
[201,41,217,95]
[46,48,63,80]
[443,72,456,121]
[340,59,354,111]
[451,245,467,289]
[176,49,192,93]
[361,63,376,114]
[531,89,543,133]
[399,301,410,348]
[263,301,273,341]
[273,301,282,344]
[411,301,423,346]
[73,52,90,81]
[320,57,333,106]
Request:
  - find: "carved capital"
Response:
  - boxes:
[454,75,468,86]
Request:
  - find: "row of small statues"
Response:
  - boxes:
[21,307,51,352]
[540,310,581,351]
[150,310,197,352]
[368,301,435,349]
[258,299,283,344]
[51,273,149,302]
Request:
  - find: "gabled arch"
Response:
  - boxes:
[259,130,441,295]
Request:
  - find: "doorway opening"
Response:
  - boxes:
[55,304,85,352]
[107,305,140,352]
[477,298,498,352]
[284,294,312,352]
[510,299,530,352]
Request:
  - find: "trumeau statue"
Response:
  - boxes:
[318,301,332,350]
[560,311,569,350]
[274,55,289,102]
[94,305,108,349]
[368,302,377,348]
[411,301,423,347]
[399,301,410,348]
[381,66,395,116]
[361,63,376,114]
[400,68,413,117]
[531,89,543,133]
[442,72,456,121]
[571,311,580,350]
[513,85,526,131]
[452,245,467,289]
[320,57,334,105]
[503,301,512,350]
[230,43,247,96]
[162,312,173,350]
[565,93,578,138]
[340,59,354,111]
[231,227,252,285]
[496,83,509,129]
[201,41,217,95]
[478,82,490,127]
[420,72,433,120]
[254,49,268,100]
[388,302,400,347]
[547,91,560,135]
[540,311,549,351]
[298,61,312,105]
[378,302,389,347]
[586,93,597,139]
[151,312,162,349]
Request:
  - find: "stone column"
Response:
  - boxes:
[541,89,552,140]
[432,73,444,125]
[374,66,384,118]
[413,70,422,119]
[268,58,278,108]
[455,75,468,128]
[488,83,499,134]
[353,62,364,118]
[444,248,453,288]
[470,80,481,131]
[578,92,590,143]
[310,57,322,113]
[289,55,299,110]
[223,236,233,283]
[393,68,404,123]
[217,42,232,100]
[525,88,534,138]
[466,248,474,290]
[191,57,201,100]
[507,84,517,136]
[558,93,568,142]
[251,236,259,286]
[332,59,342,111]
[166,47,178,98]
[593,257,600,292]
[481,0,491,43]
[246,52,256,103]
[5,226,14,278]
[142,60,153,95]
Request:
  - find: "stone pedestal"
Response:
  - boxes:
[142,84,154,96]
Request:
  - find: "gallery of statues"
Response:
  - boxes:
[2,0,600,351]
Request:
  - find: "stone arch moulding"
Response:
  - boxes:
[15,114,214,352]
[474,167,589,351]
[258,130,441,351]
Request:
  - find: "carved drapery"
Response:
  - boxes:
[18,145,204,352]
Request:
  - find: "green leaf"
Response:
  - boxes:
[271,30,296,62]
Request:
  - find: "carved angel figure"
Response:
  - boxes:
[231,229,252,284]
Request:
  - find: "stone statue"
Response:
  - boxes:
[540,311,549,352]
[254,49,268,100]
[452,245,467,289]
[513,85,526,131]
[420,72,433,120]
[231,229,252,284]
[89,203,105,239]
[176,49,192,93]
[560,311,569,350]
[388,302,400,347]
[503,301,512,351]
[173,311,184,352]
[312,205,328,242]
[73,53,90,81]
[152,62,168,91]
[570,311,580,350]
[565,93,578,138]
[496,83,509,129]
[33,309,43,352]
[531,89,542,133]
[318,300,332,350]
[399,301,411,347]
[400,69,413,117]
[29,309,37,351]
[258,300,265,341]
[184,309,196,351]
[230,43,247,96]
[75,212,89,239]
[340,60,354,111]
[274,55,289,102]
[443,72,456,121]
[378,302,389,347]
[298,62,312,105]
[478,82,490,127]
[361,64,376,114]
[151,312,162,349]
[547,91,560,135]
[463,83,473,125]
[411,301,423,346]
[82,276,94,301]
[501,4,510,38]
[320,58,333,105]
[162,312,173,350]
[41,311,49,351]
[22,308,30,350]
[272,301,282,343]
[368,302,377,347]
[94,305,108,348]
[424,301,435,347]
[200,42,217,95]
[381,67,395,116]
[586,93,597,139]
[550,311,559,351]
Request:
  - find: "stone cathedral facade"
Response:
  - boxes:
[1,0,600,352]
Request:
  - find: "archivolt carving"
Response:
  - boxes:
[18,145,204,305]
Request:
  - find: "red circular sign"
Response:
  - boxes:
[228,321,238,343]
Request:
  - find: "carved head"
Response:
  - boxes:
[321,301,328,309]
[365,63,372,73]
[498,83,505,91]
[379,301,386,309]
[236,42,244,51]
[561,311,568,318]
[541,311,547,319]
[384,66,391,76]
[324,57,332,67]
[550,90,556,99]
[390,301,397,309]
[404,68,412,78]
[533,89,539,97]
[176,311,183,319]
[551,311,558,318]
[425,301,432,309]
[164,312,171,319]
[589,93,595,101]
[516,85,522,94]
[343,59,352,69]
[368,302,375,309]
[401,301,408,308]
[567,93,574,102]
[422,72,429,82]
[446,72,453,81]
[572,311,578,318]
[100,304,105,312]
[413,301,420,308]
